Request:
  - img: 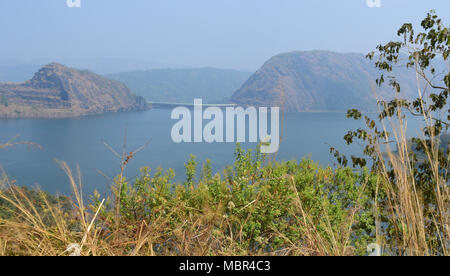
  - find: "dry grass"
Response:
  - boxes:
[373,106,449,255]
[368,56,449,255]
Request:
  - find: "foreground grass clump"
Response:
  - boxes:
[0,146,380,256]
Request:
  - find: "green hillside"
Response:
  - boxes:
[107,68,252,103]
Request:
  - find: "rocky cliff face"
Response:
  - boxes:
[0,63,148,118]
[231,51,418,112]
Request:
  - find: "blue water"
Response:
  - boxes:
[0,109,422,195]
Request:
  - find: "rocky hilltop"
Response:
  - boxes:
[232,51,417,112]
[0,63,148,118]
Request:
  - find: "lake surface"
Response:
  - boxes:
[0,109,423,195]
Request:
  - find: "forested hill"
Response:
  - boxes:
[107,68,252,103]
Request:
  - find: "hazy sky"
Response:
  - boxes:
[0,0,448,71]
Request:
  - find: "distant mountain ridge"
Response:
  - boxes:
[231,51,419,112]
[107,68,252,103]
[0,64,42,83]
[0,63,148,118]
[0,58,179,82]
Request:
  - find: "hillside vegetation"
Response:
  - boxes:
[107,68,251,103]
